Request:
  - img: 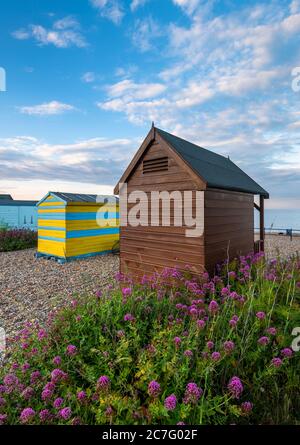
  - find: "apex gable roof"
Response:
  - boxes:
[114,126,269,198]
[37,192,118,206]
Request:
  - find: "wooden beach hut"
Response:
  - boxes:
[0,195,38,229]
[114,125,269,278]
[36,192,119,263]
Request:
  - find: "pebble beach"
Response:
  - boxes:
[0,250,119,338]
[1,234,299,338]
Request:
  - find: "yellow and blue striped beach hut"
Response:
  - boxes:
[36,192,119,263]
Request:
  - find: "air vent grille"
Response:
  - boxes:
[143,157,168,174]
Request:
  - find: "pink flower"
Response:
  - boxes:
[30,371,42,385]
[196,319,205,329]
[20,407,35,424]
[271,357,283,368]
[39,409,51,422]
[148,380,161,398]
[229,319,237,328]
[281,348,293,357]
[95,290,102,299]
[258,336,269,346]
[0,414,8,425]
[266,327,277,336]
[3,373,18,386]
[59,407,71,420]
[228,376,243,399]
[183,382,203,405]
[211,351,221,361]
[77,390,87,402]
[164,394,177,411]
[38,329,47,340]
[53,397,64,409]
[208,300,219,314]
[122,287,132,297]
[256,311,266,320]
[184,349,193,357]
[97,375,110,390]
[206,340,214,350]
[124,313,135,322]
[241,401,253,414]
[223,340,235,353]
[53,356,62,366]
[21,386,34,400]
[51,368,67,383]
[66,344,77,356]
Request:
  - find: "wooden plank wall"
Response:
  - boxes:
[120,140,205,279]
[204,188,254,272]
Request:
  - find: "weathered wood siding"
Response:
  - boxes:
[204,188,254,272]
[120,139,206,279]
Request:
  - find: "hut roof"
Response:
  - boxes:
[115,126,269,198]
[0,194,13,200]
[0,200,37,206]
[156,128,269,198]
[38,192,119,205]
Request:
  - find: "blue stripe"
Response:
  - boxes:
[38,206,65,210]
[38,226,66,231]
[38,236,65,242]
[37,212,119,220]
[67,228,120,238]
[36,249,114,263]
[66,212,119,220]
[38,214,66,220]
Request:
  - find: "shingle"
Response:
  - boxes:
[157,128,269,198]
[51,192,119,203]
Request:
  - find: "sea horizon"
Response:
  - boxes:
[255,209,300,231]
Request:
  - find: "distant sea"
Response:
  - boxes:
[254,209,300,231]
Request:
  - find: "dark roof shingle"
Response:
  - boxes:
[50,192,118,204]
[157,128,269,198]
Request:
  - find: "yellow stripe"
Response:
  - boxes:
[66,238,119,255]
[65,205,119,213]
[38,229,66,239]
[66,219,119,230]
[38,219,66,228]
[38,234,118,257]
[39,201,65,207]
[38,208,65,213]
[66,234,119,246]
[66,202,119,207]
[38,240,67,257]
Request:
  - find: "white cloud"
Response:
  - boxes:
[172,0,202,16]
[290,0,300,14]
[131,17,162,52]
[174,81,214,108]
[12,16,87,48]
[106,79,166,99]
[53,16,80,30]
[12,29,30,40]
[81,72,96,83]
[90,0,124,25]
[18,101,76,116]
[130,0,148,12]
[0,133,138,199]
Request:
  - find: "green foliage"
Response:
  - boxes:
[0,228,37,252]
[0,253,299,425]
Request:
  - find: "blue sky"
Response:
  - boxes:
[0,0,299,209]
